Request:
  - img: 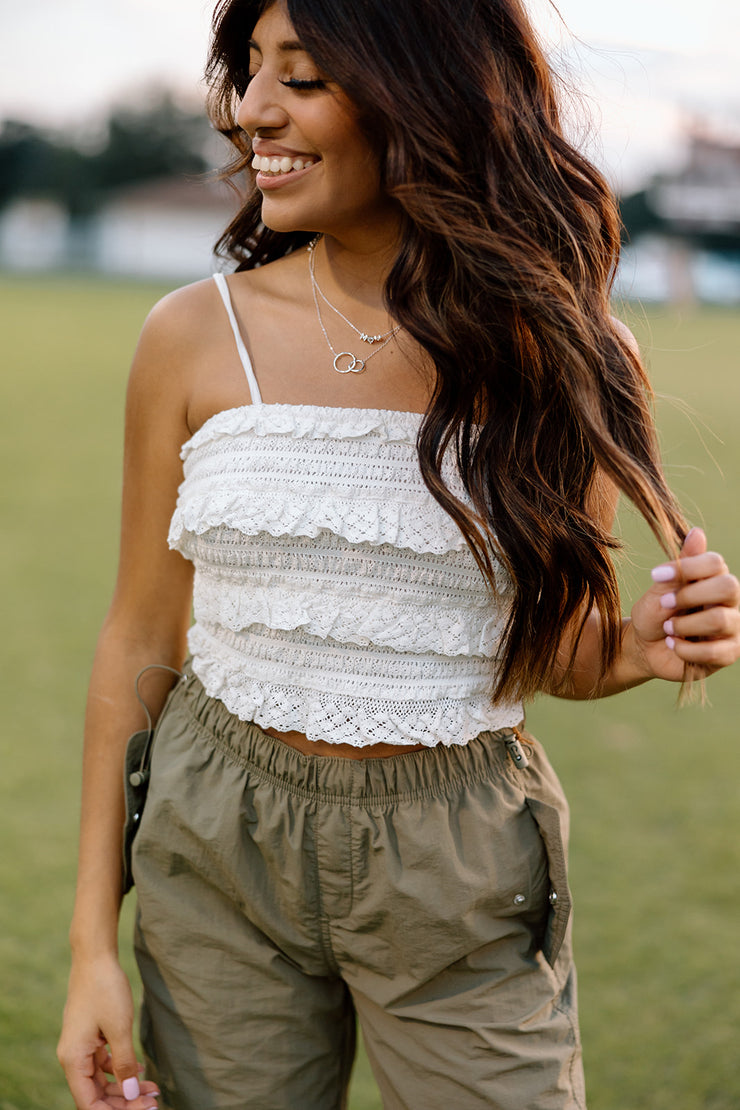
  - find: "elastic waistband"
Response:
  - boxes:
[168,662,522,805]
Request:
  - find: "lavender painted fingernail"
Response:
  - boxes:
[652,565,675,583]
[660,593,677,609]
[665,636,676,650]
[122,1077,140,1101]
[663,619,674,635]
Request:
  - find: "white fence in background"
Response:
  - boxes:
[2,196,740,302]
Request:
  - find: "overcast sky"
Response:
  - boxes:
[2,0,738,189]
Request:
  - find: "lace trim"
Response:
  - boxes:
[191,621,496,697]
[179,527,502,591]
[188,637,522,748]
[192,570,507,658]
[181,402,424,459]
[169,490,470,555]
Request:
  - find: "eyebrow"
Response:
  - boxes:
[248,38,309,55]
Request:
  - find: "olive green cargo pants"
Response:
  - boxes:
[132,666,585,1109]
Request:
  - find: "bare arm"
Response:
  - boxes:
[58,290,200,1110]
[538,470,638,700]
[548,526,740,700]
[541,319,740,699]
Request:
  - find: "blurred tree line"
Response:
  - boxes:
[3,93,739,261]
[0,93,211,217]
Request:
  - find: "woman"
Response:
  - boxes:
[58,0,740,1107]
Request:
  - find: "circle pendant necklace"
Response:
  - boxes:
[307,238,401,374]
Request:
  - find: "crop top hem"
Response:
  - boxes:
[188,644,524,748]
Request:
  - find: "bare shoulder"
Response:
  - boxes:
[588,466,620,531]
[138,254,304,341]
[128,277,235,399]
[129,266,304,432]
[226,249,308,306]
[609,315,641,359]
[138,277,225,361]
[122,279,227,443]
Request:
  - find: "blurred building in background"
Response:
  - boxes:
[617,131,740,304]
[0,94,238,281]
[0,177,237,279]
[98,177,236,279]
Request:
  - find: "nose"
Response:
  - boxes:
[236,69,289,136]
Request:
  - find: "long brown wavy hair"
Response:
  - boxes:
[206,0,688,702]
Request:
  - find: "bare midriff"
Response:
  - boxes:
[262,725,427,759]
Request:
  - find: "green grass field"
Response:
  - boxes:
[0,274,738,1109]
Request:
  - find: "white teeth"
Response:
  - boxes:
[253,154,316,175]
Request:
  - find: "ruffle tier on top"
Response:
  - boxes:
[169,403,475,555]
[168,403,522,747]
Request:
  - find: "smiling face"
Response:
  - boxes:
[236,2,397,243]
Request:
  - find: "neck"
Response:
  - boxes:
[316,228,399,311]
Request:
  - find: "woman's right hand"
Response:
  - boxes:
[58,953,160,1110]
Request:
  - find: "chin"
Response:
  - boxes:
[259,205,317,236]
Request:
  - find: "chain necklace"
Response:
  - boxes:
[307,238,401,375]
[309,243,398,345]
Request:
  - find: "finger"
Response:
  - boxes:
[652,550,728,586]
[96,1056,149,1092]
[103,1077,161,1108]
[679,525,707,559]
[95,1045,114,1076]
[99,1054,146,1080]
[665,607,740,641]
[59,1044,109,1110]
[109,1036,148,1104]
[650,525,706,583]
[667,634,740,669]
[65,1071,104,1110]
[658,574,740,614]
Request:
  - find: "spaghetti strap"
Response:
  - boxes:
[212,273,263,405]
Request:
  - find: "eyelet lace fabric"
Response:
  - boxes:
[169,403,522,746]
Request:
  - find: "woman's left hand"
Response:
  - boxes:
[630,527,740,682]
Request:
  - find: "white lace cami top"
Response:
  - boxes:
[167,273,523,747]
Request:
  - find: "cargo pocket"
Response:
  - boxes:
[122,664,185,894]
[122,727,153,895]
[523,795,572,967]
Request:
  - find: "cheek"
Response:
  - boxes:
[321,103,379,173]
[329,161,384,214]
[329,132,383,197]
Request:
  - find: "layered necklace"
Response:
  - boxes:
[307,237,401,374]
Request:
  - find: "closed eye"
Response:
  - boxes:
[280,78,326,91]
